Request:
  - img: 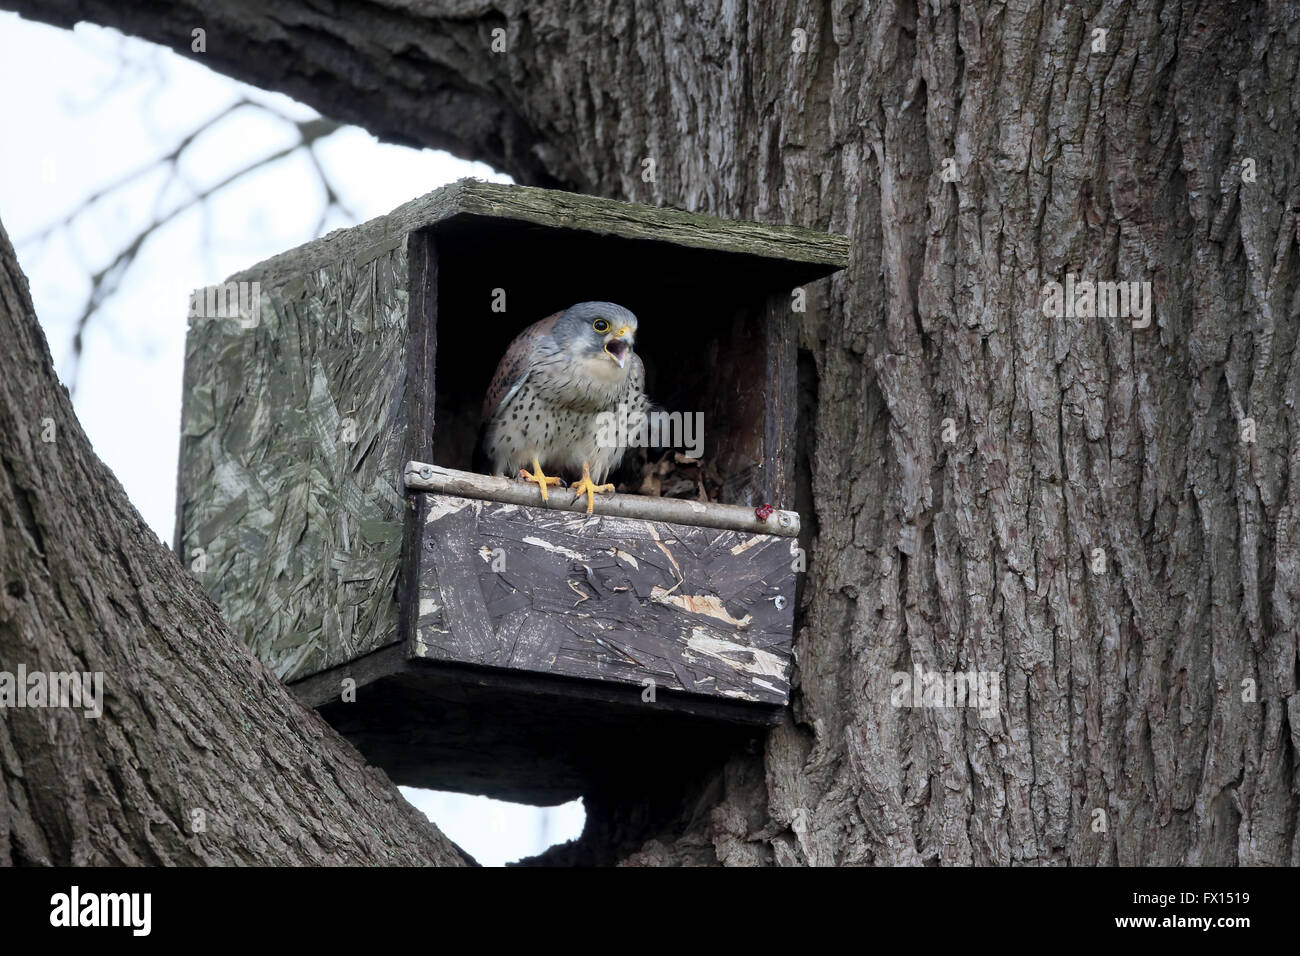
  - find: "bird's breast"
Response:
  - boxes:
[538,354,629,410]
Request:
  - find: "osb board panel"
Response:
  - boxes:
[176,239,414,681]
[413,493,796,705]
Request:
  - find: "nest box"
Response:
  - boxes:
[175,179,848,804]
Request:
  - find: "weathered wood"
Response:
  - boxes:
[229,178,849,289]
[295,645,774,805]
[404,461,801,536]
[396,230,439,696]
[686,295,772,506]
[175,237,414,682]
[762,292,798,506]
[413,492,797,706]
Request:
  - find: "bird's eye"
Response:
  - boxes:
[593,319,611,334]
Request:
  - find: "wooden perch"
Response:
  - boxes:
[403,462,801,537]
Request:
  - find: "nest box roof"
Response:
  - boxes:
[232,178,851,291]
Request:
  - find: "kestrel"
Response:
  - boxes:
[476,302,651,512]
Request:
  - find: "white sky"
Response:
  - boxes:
[0,12,583,867]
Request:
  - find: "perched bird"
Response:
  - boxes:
[476,302,651,512]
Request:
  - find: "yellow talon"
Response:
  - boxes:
[571,461,614,514]
[520,456,562,503]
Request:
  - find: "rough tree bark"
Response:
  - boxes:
[0,219,469,865]
[5,0,1298,865]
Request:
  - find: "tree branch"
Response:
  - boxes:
[0,214,471,865]
[2,0,578,190]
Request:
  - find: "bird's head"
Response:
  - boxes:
[555,301,639,374]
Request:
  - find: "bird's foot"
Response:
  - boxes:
[571,462,615,514]
[520,457,562,503]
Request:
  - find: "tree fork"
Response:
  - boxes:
[0,219,468,866]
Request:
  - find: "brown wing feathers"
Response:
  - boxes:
[480,312,561,420]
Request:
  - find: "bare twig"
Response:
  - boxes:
[20,95,351,392]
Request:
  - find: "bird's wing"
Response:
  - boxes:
[628,351,646,395]
[481,312,561,421]
[621,352,654,414]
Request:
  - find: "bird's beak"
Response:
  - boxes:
[604,328,633,369]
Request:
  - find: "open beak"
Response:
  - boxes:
[604,328,632,369]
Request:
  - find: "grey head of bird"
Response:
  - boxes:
[549,301,640,383]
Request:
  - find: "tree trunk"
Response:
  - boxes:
[0,220,469,865]
[5,0,1298,865]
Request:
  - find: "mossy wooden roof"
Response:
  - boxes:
[232,178,851,289]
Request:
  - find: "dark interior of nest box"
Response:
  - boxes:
[416,216,818,508]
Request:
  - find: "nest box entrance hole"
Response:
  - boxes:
[418,220,794,507]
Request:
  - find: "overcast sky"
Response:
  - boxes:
[0,11,583,866]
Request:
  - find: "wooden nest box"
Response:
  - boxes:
[175,179,848,804]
